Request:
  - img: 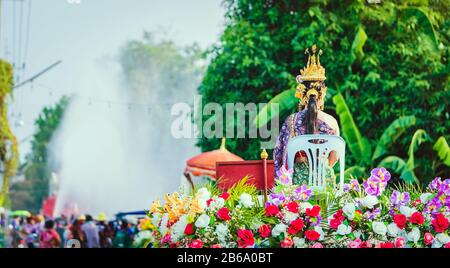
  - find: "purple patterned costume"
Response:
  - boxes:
[273,109,336,183]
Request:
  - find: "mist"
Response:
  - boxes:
[51,44,201,218]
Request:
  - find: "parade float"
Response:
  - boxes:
[136,45,450,249]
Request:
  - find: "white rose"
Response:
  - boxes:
[372,221,387,236]
[420,193,433,203]
[315,226,325,241]
[353,230,362,239]
[195,214,210,228]
[171,215,188,241]
[360,195,378,209]
[342,203,356,220]
[215,223,229,238]
[272,223,287,237]
[400,206,416,217]
[293,237,307,248]
[337,224,352,236]
[300,202,313,213]
[436,233,450,244]
[239,193,254,208]
[197,187,211,201]
[210,198,225,210]
[283,211,298,224]
[407,227,420,244]
[387,223,400,237]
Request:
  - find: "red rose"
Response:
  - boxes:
[409,212,425,225]
[334,210,345,222]
[394,237,405,248]
[217,207,231,221]
[281,238,294,248]
[359,241,372,248]
[432,213,449,233]
[304,230,320,241]
[184,223,195,235]
[219,192,230,200]
[286,202,299,213]
[211,244,221,248]
[206,198,214,207]
[258,224,271,238]
[380,242,394,248]
[189,239,203,248]
[445,242,450,249]
[265,204,280,217]
[306,206,321,217]
[237,229,255,248]
[329,218,342,230]
[412,199,421,207]
[393,214,407,229]
[288,219,304,235]
[424,233,434,246]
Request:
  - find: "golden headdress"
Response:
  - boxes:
[295,44,327,110]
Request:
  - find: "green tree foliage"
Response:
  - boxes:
[197,0,449,181]
[119,32,204,103]
[10,97,69,213]
[0,59,19,207]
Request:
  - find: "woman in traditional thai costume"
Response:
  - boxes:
[273,45,340,186]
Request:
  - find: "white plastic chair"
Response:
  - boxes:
[287,134,345,191]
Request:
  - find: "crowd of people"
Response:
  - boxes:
[6,213,141,248]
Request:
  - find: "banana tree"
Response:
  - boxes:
[334,93,450,184]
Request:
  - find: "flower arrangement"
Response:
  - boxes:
[141,169,450,248]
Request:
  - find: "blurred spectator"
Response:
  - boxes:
[81,215,100,248]
[39,220,61,248]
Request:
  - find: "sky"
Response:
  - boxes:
[0,0,225,160]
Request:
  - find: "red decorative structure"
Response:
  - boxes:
[216,149,274,202]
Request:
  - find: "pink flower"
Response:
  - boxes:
[189,239,203,248]
[211,244,221,248]
[424,233,434,246]
[394,237,406,248]
[445,243,450,249]
[310,242,324,248]
[161,234,171,244]
[348,239,362,248]
[219,192,230,200]
[280,238,294,248]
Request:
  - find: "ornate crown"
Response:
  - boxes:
[298,44,326,82]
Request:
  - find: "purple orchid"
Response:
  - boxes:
[364,207,381,220]
[390,191,410,208]
[363,176,387,196]
[293,185,312,202]
[425,197,443,215]
[438,179,450,195]
[371,167,391,183]
[276,166,293,186]
[269,192,287,206]
[350,179,361,191]
[428,177,442,192]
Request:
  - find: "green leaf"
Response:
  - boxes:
[343,166,366,180]
[253,88,296,128]
[433,136,450,166]
[351,26,368,63]
[378,156,418,184]
[400,7,439,49]
[406,129,427,170]
[372,116,416,160]
[332,93,370,164]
